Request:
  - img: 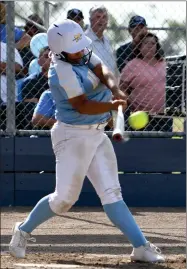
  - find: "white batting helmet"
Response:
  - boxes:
[47,19,92,54]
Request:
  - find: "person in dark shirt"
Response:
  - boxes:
[116,15,148,72]
[20,46,51,128]
[21,46,50,103]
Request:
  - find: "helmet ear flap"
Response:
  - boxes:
[61,52,68,60]
[57,52,68,62]
[83,48,92,65]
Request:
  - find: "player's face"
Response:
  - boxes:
[140,36,157,59]
[90,10,108,34]
[67,50,85,63]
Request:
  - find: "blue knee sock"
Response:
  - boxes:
[19,195,56,233]
[103,200,147,248]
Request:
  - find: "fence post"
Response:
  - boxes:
[6,1,16,136]
[44,1,50,29]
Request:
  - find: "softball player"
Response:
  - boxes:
[9,19,164,263]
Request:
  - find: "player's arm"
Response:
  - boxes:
[93,63,127,100]
[69,94,125,115]
[88,53,127,101]
[56,63,126,115]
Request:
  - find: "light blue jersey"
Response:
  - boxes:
[48,52,112,125]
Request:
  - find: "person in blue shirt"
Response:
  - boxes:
[9,19,165,263]
[32,90,56,129]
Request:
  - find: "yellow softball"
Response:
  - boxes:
[128,111,149,130]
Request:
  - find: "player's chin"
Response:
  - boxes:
[69,58,82,64]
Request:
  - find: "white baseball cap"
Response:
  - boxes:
[47,19,92,54]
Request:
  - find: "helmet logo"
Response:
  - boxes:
[73,33,82,42]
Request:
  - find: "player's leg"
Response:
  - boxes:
[87,133,146,247]
[9,123,100,258]
[9,193,55,258]
[87,133,165,262]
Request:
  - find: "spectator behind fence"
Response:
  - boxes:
[85,5,119,78]
[0,2,31,50]
[116,15,148,73]
[24,13,44,37]
[67,8,84,29]
[21,46,50,103]
[0,41,32,130]
[32,90,56,129]
[0,41,23,103]
[20,46,51,128]
[19,14,45,76]
[119,33,173,132]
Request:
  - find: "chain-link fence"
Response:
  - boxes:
[0,1,186,137]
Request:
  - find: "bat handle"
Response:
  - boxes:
[118,105,123,113]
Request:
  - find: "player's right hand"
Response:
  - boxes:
[111,100,127,111]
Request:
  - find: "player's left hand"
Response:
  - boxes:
[112,89,127,101]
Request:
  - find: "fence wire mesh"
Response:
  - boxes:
[0,1,186,137]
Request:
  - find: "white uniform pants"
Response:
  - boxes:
[49,121,122,215]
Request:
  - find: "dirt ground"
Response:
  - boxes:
[1,207,186,269]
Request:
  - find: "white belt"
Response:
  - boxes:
[63,122,109,130]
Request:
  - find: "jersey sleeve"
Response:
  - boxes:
[55,62,85,99]
[34,91,55,118]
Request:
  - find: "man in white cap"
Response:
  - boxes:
[9,19,165,264]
